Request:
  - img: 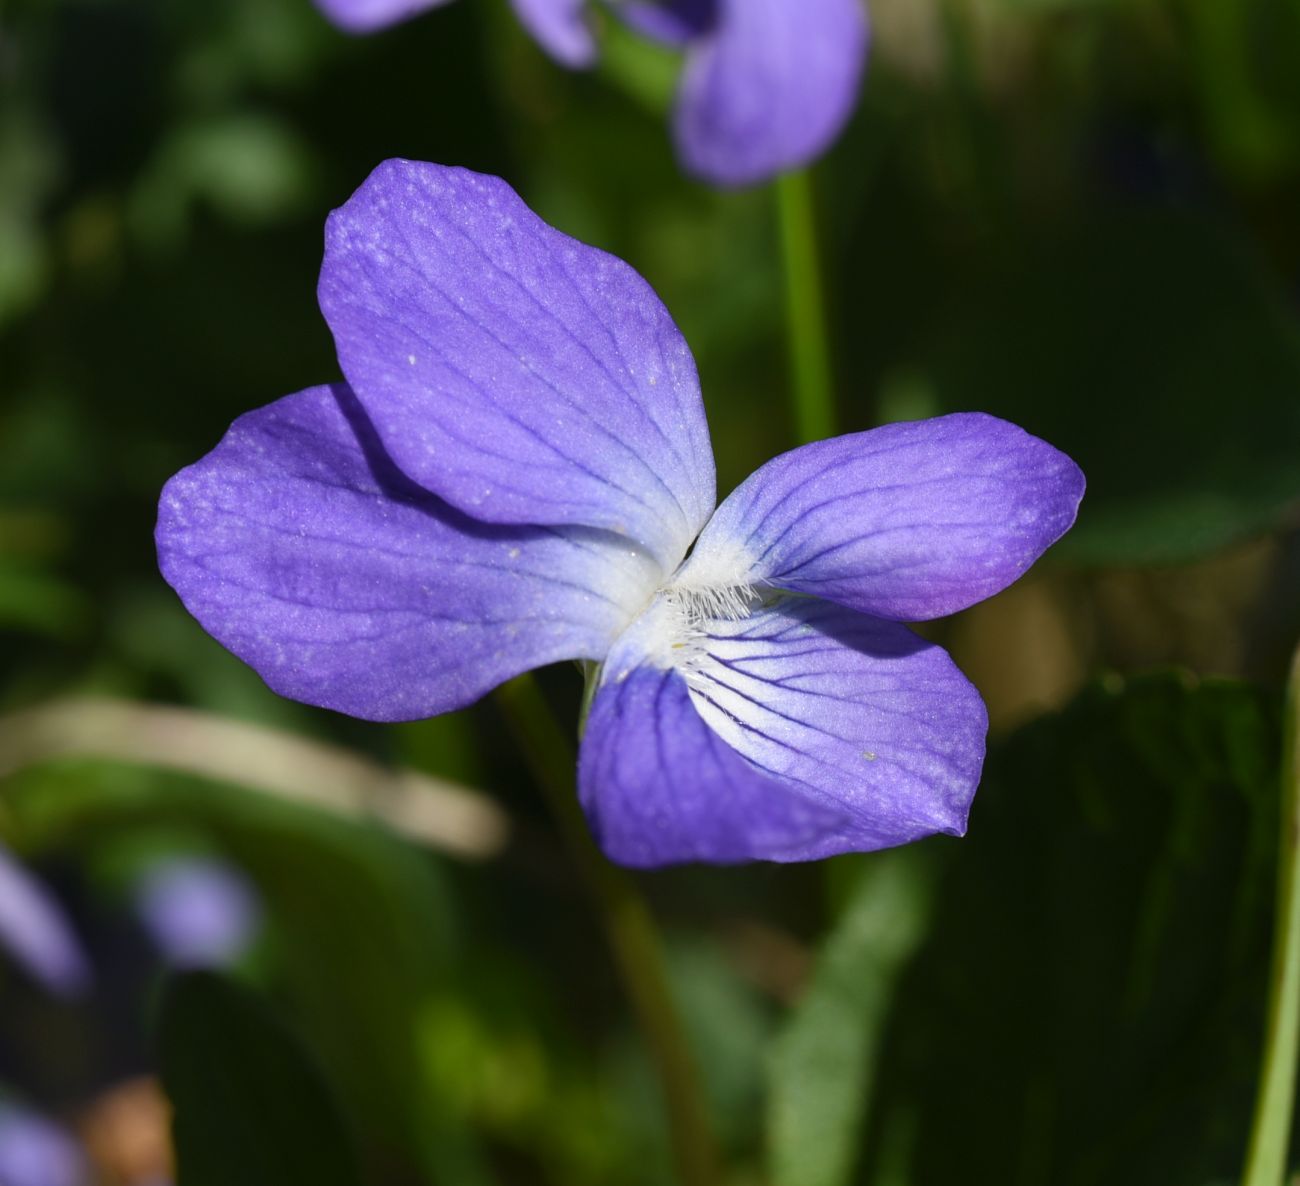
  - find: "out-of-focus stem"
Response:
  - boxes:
[776,169,835,444]
[495,674,720,1186]
[0,697,507,859]
[1242,644,1300,1186]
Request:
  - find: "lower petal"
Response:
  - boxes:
[157,384,660,722]
[580,595,987,867]
[579,664,854,867]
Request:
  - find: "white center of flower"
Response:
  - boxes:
[608,574,767,677]
[600,531,774,683]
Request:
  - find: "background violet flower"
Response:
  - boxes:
[0,1103,88,1186]
[313,0,870,186]
[132,857,260,969]
[0,846,92,999]
[156,159,1084,868]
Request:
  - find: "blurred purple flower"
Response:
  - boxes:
[132,857,259,969]
[314,0,868,186]
[0,1102,87,1186]
[156,160,1083,867]
[0,846,91,999]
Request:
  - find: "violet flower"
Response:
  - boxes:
[156,160,1083,867]
[0,1102,87,1186]
[315,0,869,187]
[132,857,259,969]
[0,846,91,999]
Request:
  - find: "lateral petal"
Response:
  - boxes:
[672,0,868,186]
[157,385,661,722]
[579,595,986,867]
[319,160,715,570]
[684,413,1085,621]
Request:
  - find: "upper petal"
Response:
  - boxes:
[578,594,986,867]
[509,0,597,66]
[157,384,662,722]
[314,0,450,34]
[318,160,715,570]
[672,0,869,187]
[683,413,1085,621]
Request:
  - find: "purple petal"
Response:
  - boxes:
[133,858,259,969]
[509,0,597,66]
[579,596,986,866]
[318,161,715,571]
[672,0,869,186]
[615,0,716,46]
[0,1105,87,1186]
[314,0,450,34]
[685,413,1085,622]
[157,384,663,722]
[0,846,91,999]
[579,665,853,867]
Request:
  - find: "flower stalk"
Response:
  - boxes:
[495,674,721,1186]
[776,168,835,444]
[1242,643,1300,1186]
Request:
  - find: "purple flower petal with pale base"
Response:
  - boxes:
[580,665,853,866]
[580,596,984,866]
[684,413,1085,622]
[319,162,715,571]
[157,383,662,722]
[672,0,869,186]
[0,846,91,999]
[315,0,447,33]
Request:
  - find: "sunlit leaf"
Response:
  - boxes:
[767,849,934,1186]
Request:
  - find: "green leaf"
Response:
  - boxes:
[158,970,362,1186]
[916,209,1300,565]
[767,849,935,1186]
[859,673,1282,1186]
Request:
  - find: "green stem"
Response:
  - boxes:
[495,674,721,1186]
[776,169,835,444]
[1242,645,1300,1186]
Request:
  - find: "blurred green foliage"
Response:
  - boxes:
[159,970,363,1186]
[865,673,1283,1186]
[2,0,1300,1182]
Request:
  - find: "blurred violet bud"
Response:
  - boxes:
[0,846,91,1000]
[314,0,869,186]
[132,858,259,969]
[0,1102,88,1186]
[156,160,1085,868]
